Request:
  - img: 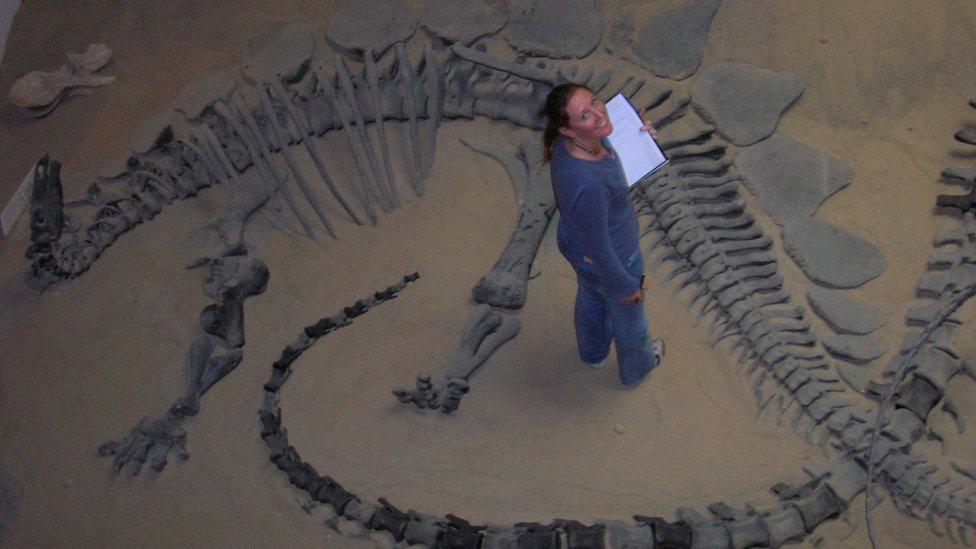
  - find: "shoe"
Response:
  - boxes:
[622,368,650,389]
[584,355,610,369]
[621,339,665,390]
[652,338,666,368]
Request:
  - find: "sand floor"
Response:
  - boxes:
[2,1,976,547]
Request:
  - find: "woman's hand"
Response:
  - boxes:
[619,288,643,305]
[640,118,658,138]
[620,276,646,305]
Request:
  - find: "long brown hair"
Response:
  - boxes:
[541,83,588,163]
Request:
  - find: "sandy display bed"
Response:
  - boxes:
[1,1,976,547]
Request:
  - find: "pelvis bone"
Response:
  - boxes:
[9,44,116,117]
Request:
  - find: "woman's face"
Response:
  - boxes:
[558,88,613,141]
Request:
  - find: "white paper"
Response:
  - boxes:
[605,93,668,186]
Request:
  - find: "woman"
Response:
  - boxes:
[542,83,664,388]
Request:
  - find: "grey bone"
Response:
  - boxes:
[736,304,806,335]
[933,220,976,246]
[560,63,593,85]
[364,49,401,208]
[688,520,731,548]
[794,380,843,404]
[704,261,781,295]
[394,43,424,196]
[196,257,269,350]
[725,514,770,547]
[658,125,715,151]
[226,97,318,238]
[599,74,637,101]
[763,342,824,367]
[666,141,727,161]
[672,224,766,260]
[900,324,958,359]
[267,79,364,225]
[197,124,245,192]
[461,135,556,309]
[174,137,220,191]
[695,248,776,285]
[672,156,733,177]
[171,335,244,419]
[893,461,937,499]
[469,65,547,129]
[941,166,976,184]
[205,115,252,172]
[822,459,867,503]
[928,242,976,268]
[753,329,816,359]
[622,74,646,98]
[643,172,740,202]
[199,289,246,347]
[602,520,654,547]
[188,124,232,186]
[422,44,445,170]
[401,514,443,546]
[654,178,742,211]
[805,393,845,424]
[906,296,965,326]
[745,315,811,343]
[724,290,792,326]
[186,183,270,267]
[212,100,311,238]
[640,85,674,113]
[449,43,559,85]
[264,80,313,142]
[689,235,774,269]
[657,198,746,231]
[255,86,337,238]
[480,526,519,549]
[394,304,520,413]
[911,345,962,391]
[179,127,226,187]
[314,66,383,220]
[918,263,976,295]
[443,52,478,119]
[204,106,275,194]
[335,56,395,211]
[877,434,929,471]
[651,92,691,129]
[760,504,808,546]
[585,67,614,96]
[129,169,176,206]
[652,188,741,222]
[98,325,256,476]
[97,415,188,476]
[954,128,976,145]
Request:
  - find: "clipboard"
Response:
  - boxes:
[605,93,669,187]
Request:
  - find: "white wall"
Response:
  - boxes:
[0,0,21,66]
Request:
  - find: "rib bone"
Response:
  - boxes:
[268,79,363,225]
[255,86,337,238]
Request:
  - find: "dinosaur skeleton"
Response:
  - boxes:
[21,21,976,548]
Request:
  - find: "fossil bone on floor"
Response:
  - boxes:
[1,1,976,548]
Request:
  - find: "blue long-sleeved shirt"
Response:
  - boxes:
[550,138,641,300]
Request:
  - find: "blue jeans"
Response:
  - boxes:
[574,249,655,385]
